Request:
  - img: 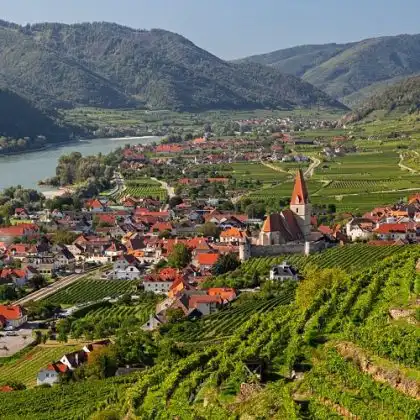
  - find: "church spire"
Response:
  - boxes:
[291,169,309,205]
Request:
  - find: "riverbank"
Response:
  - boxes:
[0,136,162,191]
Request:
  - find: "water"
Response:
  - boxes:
[0,136,161,191]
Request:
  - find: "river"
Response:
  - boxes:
[0,136,161,192]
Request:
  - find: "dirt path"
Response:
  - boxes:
[399,153,418,174]
[259,160,290,175]
[304,157,321,177]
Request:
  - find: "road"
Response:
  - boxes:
[152,177,175,198]
[14,271,93,306]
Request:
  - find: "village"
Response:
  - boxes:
[0,131,419,389]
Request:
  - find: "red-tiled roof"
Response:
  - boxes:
[197,253,220,266]
[0,305,24,321]
[46,362,69,373]
[374,223,415,234]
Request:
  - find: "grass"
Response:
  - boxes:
[0,344,80,387]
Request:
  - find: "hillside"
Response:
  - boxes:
[343,74,420,123]
[0,247,419,418]
[0,21,345,112]
[0,88,72,153]
[238,34,420,107]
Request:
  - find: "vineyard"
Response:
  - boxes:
[42,279,138,305]
[71,299,156,326]
[240,244,407,277]
[0,344,79,388]
[0,375,138,420]
[1,247,419,418]
[166,293,294,343]
[118,248,420,419]
[111,178,167,201]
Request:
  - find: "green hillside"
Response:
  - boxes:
[1,247,418,419]
[239,34,420,107]
[343,74,420,122]
[0,21,345,112]
[0,88,72,153]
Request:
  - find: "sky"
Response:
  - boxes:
[1,0,420,59]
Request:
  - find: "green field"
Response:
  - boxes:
[0,344,80,387]
[43,280,138,305]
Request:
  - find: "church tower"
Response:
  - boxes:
[290,169,312,239]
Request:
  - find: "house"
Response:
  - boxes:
[269,261,299,281]
[196,253,220,271]
[220,227,249,244]
[54,247,76,269]
[0,268,28,287]
[188,295,222,316]
[0,305,27,328]
[373,223,416,241]
[0,224,39,245]
[82,339,111,353]
[14,208,29,219]
[346,218,375,241]
[207,287,237,302]
[37,362,69,386]
[84,199,106,212]
[60,350,87,370]
[108,255,142,280]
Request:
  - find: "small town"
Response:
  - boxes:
[0,4,419,419]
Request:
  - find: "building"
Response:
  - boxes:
[346,218,376,242]
[240,170,326,260]
[0,305,27,328]
[37,362,69,386]
[269,261,299,281]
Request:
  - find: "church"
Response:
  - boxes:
[240,170,325,260]
[258,169,311,246]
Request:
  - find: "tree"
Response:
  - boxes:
[165,308,185,324]
[0,285,18,301]
[168,196,183,208]
[167,244,192,269]
[212,253,240,276]
[52,231,78,245]
[28,275,47,291]
[114,329,157,367]
[84,346,117,379]
[199,222,221,238]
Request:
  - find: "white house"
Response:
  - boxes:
[108,255,142,280]
[346,218,375,242]
[37,362,68,386]
[143,279,173,294]
[269,262,299,281]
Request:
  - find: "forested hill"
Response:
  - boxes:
[342,75,420,123]
[0,21,346,111]
[0,89,71,152]
[237,33,420,107]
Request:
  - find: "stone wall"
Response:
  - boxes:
[247,240,327,258]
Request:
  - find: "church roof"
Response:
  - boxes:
[261,212,303,241]
[291,169,309,205]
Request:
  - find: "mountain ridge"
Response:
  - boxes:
[237,33,420,107]
[0,20,346,112]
